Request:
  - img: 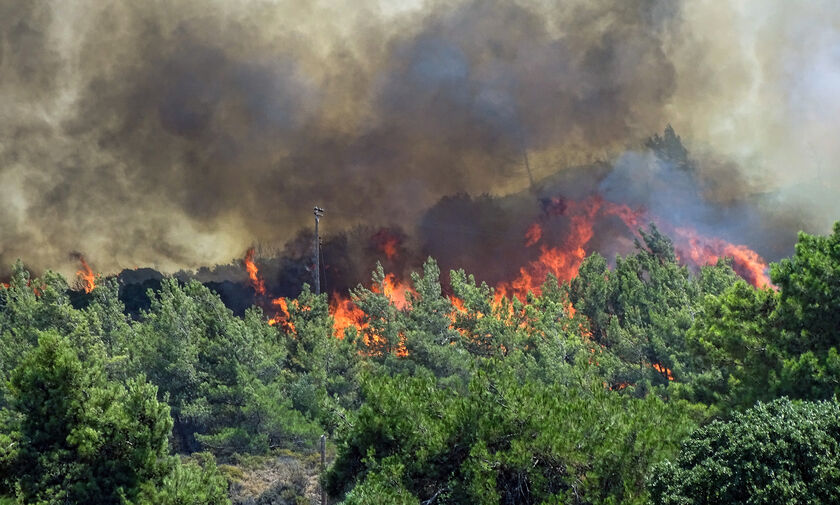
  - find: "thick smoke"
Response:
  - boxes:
[0,0,837,279]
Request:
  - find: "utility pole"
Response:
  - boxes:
[320,434,327,505]
[516,125,535,191]
[313,206,325,295]
[522,147,534,190]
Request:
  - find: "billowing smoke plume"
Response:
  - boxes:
[0,0,837,279]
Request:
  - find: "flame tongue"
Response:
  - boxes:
[371,228,403,261]
[268,296,296,332]
[331,295,366,339]
[524,223,542,247]
[651,363,675,381]
[497,197,602,300]
[75,256,96,293]
[673,227,771,288]
[244,247,266,295]
[240,247,411,340]
[381,273,412,310]
[380,237,399,261]
[330,273,415,340]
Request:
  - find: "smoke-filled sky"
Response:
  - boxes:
[1,0,838,278]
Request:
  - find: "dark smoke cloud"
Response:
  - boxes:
[0,0,835,279]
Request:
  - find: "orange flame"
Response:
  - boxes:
[524,223,542,247]
[381,273,412,310]
[371,229,402,261]
[394,333,408,358]
[600,199,645,230]
[330,294,367,339]
[381,238,399,261]
[336,275,413,333]
[242,195,767,372]
[497,198,600,300]
[495,197,646,303]
[449,295,468,324]
[447,295,473,338]
[242,248,298,331]
[246,245,411,342]
[268,297,296,332]
[651,363,675,381]
[450,296,466,313]
[244,247,266,296]
[75,256,96,293]
[673,228,771,288]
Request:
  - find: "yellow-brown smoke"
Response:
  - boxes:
[0,0,836,277]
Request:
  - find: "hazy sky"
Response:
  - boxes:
[0,0,838,277]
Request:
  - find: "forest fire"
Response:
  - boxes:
[268,297,295,332]
[328,274,414,339]
[496,195,771,295]
[673,228,771,287]
[381,273,412,310]
[241,247,408,340]
[4,3,836,501]
[237,194,771,356]
[330,295,366,339]
[74,255,96,293]
[244,248,266,295]
[524,224,542,247]
[495,197,644,301]
[370,229,403,261]
[495,200,595,300]
[651,363,675,381]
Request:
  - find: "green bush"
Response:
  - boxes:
[649,398,840,505]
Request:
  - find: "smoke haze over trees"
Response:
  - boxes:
[1,0,839,278]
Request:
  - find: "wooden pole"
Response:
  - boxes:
[313,206,324,295]
[320,433,327,505]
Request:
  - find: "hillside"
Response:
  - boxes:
[2,223,839,504]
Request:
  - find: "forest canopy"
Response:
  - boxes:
[1,222,839,504]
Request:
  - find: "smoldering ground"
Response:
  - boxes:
[0,0,837,279]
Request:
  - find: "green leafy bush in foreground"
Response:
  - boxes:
[0,332,229,504]
[649,398,840,505]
